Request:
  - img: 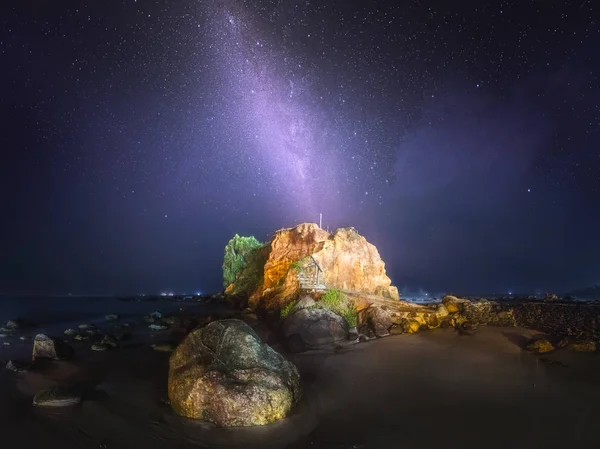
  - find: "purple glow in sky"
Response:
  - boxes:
[208,4,344,222]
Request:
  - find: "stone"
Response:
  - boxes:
[143,311,164,323]
[149,324,168,331]
[64,328,77,336]
[5,360,30,372]
[3,342,10,346]
[6,320,20,329]
[525,338,555,354]
[462,300,517,327]
[105,314,119,321]
[360,306,393,337]
[32,334,73,361]
[100,335,118,348]
[390,325,404,335]
[358,333,370,342]
[402,319,421,334]
[428,314,440,328]
[91,344,109,351]
[436,304,449,318]
[348,327,359,340]
[168,319,301,426]
[74,334,90,341]
[442,295,468,314]
[569,340,597,352]
[358,323,376,340]
[151,343,176,352]
[291,295,316,313]
[282,307,349,348]
[455,321,477,336]
[33,387,81,407]
[241,312,259,323]
[0,333,9,338]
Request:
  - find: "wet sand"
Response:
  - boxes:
[1,326,599,449]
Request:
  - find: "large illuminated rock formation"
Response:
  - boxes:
[227,222,399,311]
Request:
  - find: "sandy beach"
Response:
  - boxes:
[2,315,599,449]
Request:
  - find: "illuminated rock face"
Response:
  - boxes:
[168,319,300,427]
[246,223,399,309]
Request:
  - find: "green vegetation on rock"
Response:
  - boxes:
[320,289,346,311]
[319,289,357,328]
[289,256,309,272]
[341,307,358,328]
[280,299,298,319]
[222,234,263,288]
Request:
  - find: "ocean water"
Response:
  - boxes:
[0,295,211,341]
[0,295,212,360]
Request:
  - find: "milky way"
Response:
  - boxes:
[207,3,345,222]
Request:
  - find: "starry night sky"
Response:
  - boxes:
[1,0,599,296]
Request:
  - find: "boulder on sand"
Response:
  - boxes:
[525,337,555,354]
[282,307,349,348]
[168,319,300,427]
[32,334,74,361]
[359,306,392,338]
[403,319,421,334]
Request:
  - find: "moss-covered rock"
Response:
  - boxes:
[168,319,300,426]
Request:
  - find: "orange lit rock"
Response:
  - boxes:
[241,223,399,310]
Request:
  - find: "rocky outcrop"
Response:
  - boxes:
[227,223,399,310]
[168,319,300,426]
[282,307,349,349]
